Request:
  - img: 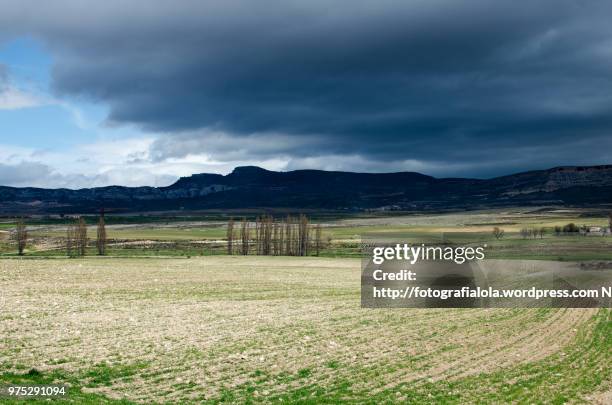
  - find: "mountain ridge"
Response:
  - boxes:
[1,165,611,214]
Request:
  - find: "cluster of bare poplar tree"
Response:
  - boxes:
[66,217,88,257]
[227,215,324,256]
[66,213,107,257]
[521,227,546,239]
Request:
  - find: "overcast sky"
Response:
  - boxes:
[1,0,612,188]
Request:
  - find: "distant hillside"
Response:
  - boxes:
[1,165,612,214]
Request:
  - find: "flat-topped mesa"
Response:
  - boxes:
[166,173,225,189]
[231,166,272,175]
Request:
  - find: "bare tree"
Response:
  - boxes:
[254,216,261,255]
[256,215,271,255]
[284,216,293,256]
[538,227,546,239]
[492,227,505,240]
[263,215,273,255]
[272,220,280,255]
[77,217,88,256]
[15,218,27,256]
[298,214,310,256]
[520,228,529,239]
[240,218,250,255]
[227,218,234,255]
[277,221,285,255]
[314,224,322,256]
[66,222,76,257]
[96,211,107,256]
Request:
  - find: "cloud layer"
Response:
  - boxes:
[0,64,41,109]
[2,1,612,178]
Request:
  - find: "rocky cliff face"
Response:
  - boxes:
[491,165,612,196]
[1,165,611,214]
[544,165,612,191]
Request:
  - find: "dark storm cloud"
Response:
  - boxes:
[2,0,612,177]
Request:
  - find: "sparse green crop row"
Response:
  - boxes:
[1,257,609,404]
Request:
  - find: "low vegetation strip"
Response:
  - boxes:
[4,208,612,261]
[1,257,609,403]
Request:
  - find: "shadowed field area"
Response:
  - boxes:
[1,257,610,403]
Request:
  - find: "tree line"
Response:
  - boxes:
[520,227,546,239]
[10,213,107,257]
[11,213,325,257]
[227,215,325,256]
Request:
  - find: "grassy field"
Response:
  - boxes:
[3,207,612,261]
[1,256,610,404]
[14,206,611,239]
